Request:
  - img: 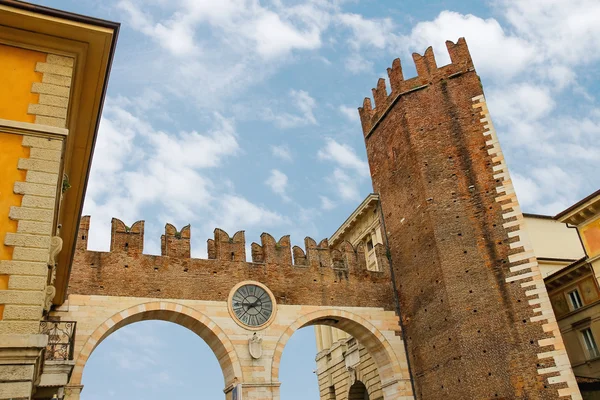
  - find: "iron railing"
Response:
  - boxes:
[39,320,76,361]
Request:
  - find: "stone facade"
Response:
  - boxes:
[0,3,118,398]
[359,38,580,399]
[0,45,72,399]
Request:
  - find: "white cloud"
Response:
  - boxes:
[265,169,290,201]
[400,11,536,80]
[501,0,600,65]
[344,54,373,74]
[337,13,395,50]
[208,195,290,234]
[339,105,359,122]
[271,145,293,162]
[117,0,198,56]
[511,172,541,210]
[264,89,318,128]
[318,138,369,177]
[83,95,293,253]
[119,0,327,59]
[330,168,361,202]
[487,84,555,125]
[242,10,322,58]
[320,195,336,210]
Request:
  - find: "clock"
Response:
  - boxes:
[228,282,276,329]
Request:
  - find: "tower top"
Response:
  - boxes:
[358,38,474,136]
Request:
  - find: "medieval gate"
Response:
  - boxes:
[52,218,413,399]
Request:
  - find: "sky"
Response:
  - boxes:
[29,0,600,398]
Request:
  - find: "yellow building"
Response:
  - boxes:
[0,1,118,398]
[548,190,600,396]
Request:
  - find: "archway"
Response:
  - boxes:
[69,302,243,394]
[349,381,369,400]
[272,309,406,399]
[80,320,224,398]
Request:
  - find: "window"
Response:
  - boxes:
[582,328,600,359]
[568,289,583,310]
[366,239,373,251]
[328,386,336,400]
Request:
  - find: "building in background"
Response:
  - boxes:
[548,190,600,397]
[0,1,118,398]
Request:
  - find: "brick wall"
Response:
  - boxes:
[68,217,395,309]
[360,38,579,399]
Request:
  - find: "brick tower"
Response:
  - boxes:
[359,38,580,399]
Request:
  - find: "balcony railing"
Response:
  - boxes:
[39,320,76,361]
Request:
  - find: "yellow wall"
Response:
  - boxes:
[0,44,46,123]
[0,132,30,318]
[581,217,600,258]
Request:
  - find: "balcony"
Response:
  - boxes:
[34,321,77,398]
[39,320,76,361]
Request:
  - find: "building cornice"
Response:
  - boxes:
[329,193,379,247]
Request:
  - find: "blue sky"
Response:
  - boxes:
[31,0,600,398]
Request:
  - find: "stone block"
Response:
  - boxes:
[18,158,60,174]
[7,276,47,291]
[4,233,51,248]
[29,148,62,162]
[21,195,56,210]
[3,305,43,320]
[38,93,69,108]
[35,62,73,77]
[12,247,49,262]
[14,181,57,197]
[0,290,44,305]
[42,72,72,87]
[0,381,32,399]
[21,136,63,151]
[0,260,47,276]
[9,206,54,222]
[46,54,75,67]
[0,321,40,335]
[31,82,70,98]
[28,104,67,120]
[17,221,53,235]
[26,171,59,185]
[35,115,66,128]
[0,364,34,381]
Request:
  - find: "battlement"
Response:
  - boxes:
[358,38,474,135]
[76,216,388,273]
[161,223,190,258]
[69,216,393,308]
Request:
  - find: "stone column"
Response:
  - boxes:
[63,384,83,400]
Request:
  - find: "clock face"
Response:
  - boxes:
[231,284,274,328]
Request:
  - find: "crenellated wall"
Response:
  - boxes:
[68,217,394,309]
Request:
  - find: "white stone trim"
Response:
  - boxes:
[472,94,582,400]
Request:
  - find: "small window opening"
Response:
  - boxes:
[568,289,583,310]
[582,328,600,359]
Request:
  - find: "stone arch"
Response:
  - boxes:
[70,301,243,389]
[271,309,406,399]
[349,380,369,400]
